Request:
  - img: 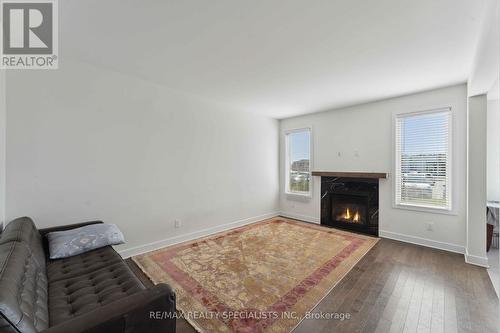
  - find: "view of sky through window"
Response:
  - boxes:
[289,131,310,162]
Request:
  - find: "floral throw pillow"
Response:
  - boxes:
[47,223,125,259]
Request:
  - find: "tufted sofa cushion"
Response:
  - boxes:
[48,262,145,325]
[0,241,49,333]
[47,247,124,283]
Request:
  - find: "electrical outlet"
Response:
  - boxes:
[426,222,434,231]
[174,219,181,228]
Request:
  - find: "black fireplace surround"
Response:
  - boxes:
[321,177,379,236]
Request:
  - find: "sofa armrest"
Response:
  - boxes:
[42,284,176,333]
[38,220,104,237]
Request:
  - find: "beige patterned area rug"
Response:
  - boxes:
[133,217,378,333]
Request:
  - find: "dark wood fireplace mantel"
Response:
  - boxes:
[312,171,388,179]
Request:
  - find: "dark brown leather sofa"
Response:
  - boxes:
[0,217,176,333]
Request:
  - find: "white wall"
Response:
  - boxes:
[466,95,488,266]
[468,0,499,96]
[487,95,500,202]
[466,0,498,267]
[5,59,280,257]
[0,70,5,229]
[280,84,467,253]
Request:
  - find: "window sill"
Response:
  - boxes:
[285,191,312,199]
[393,203,456,216]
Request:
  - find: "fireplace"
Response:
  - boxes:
[320,177,379,236]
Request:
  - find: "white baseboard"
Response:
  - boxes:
[118,211,280,258]
[279,211,320,224]
[379,229,465,255]
[464,250,489,268]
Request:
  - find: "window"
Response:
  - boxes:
[285,128,311,196]
[395,108,452,210]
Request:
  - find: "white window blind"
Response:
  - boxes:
[395,108,452,210]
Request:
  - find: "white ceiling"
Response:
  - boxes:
[61,0,488,119]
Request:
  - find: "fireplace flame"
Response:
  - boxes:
[341,207,361,223]
[344,208,351,220]
[353,212,360,222]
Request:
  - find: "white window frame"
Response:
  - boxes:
[393,107,453,213]
[284,127,313,198]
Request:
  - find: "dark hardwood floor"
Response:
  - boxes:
[126,238,498,333]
